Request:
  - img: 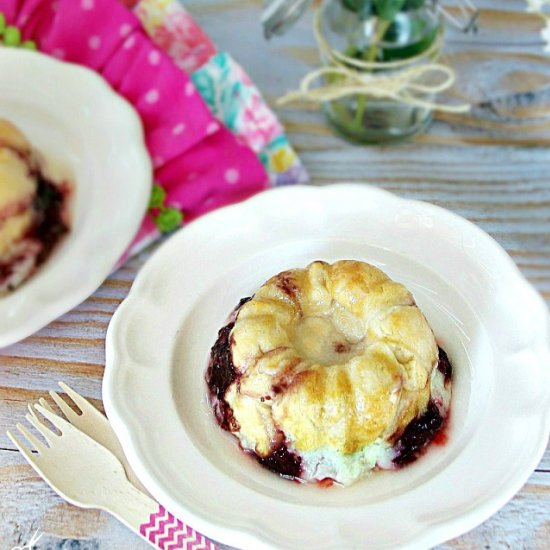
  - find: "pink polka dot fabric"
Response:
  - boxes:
[0,0,271,258]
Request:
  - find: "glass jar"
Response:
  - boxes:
[319,0,442,144]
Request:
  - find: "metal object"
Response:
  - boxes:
[261,0,479,38]
[262,0,312,38]
[437,0,480,33]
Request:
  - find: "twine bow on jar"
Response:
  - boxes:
[277,9,471,114]
[278,62,468,112]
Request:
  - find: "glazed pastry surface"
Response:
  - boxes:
[227,260,439,459]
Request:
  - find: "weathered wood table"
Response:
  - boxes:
[1,0,549,548]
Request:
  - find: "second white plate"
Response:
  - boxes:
[0,49,151,347]
[104,184,550,550]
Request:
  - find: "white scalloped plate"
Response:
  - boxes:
[0,49,151,347]
[104,184,550,550]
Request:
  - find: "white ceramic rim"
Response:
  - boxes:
[0,49,151,347]
[104,184,550,550]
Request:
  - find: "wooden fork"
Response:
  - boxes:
[36,381,149,493]
[7,395,218,550]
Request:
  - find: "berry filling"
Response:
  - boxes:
[436,346,453,384]
[253,440,302,480]
[392,400,446,466]
[206,299,453,483]
[31,173,69,265]
[0,173,69,291]
[206,321,241,432]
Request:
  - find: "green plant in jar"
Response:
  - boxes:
[321,0,444,143]
[273,0,474,144]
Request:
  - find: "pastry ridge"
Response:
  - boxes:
[228,260,438,457]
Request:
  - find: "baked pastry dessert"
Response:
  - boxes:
[206,260,452,486]
[0,119,69,295]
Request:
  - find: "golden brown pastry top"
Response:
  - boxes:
[0,120,37,256]
[227,260,438,456]
[0,119,31,152]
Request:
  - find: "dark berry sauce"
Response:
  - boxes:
[254,441,302,479]
[437,346,453,384]
[392,348,452,466]
[0,173,69,291]
[206,322,240,431]
[31,174,69,266]
[207,298,453,481]
[206,297,253,431]
[392,401,446,466]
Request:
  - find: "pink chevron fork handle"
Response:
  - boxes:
[140,505,219,550]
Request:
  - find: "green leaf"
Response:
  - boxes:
[405,0,425,9]
[380,23,438,60]
[342,0,373,18]
[0,13,6,35]
[373,0,406,21]
[155,207,183,233]
[357,0,374,20]
[21,40,37,50]
[148,183,166,209]
[342,0,361,12]
[4,25,21,46]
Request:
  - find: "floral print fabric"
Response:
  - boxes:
[135,0,308,186]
